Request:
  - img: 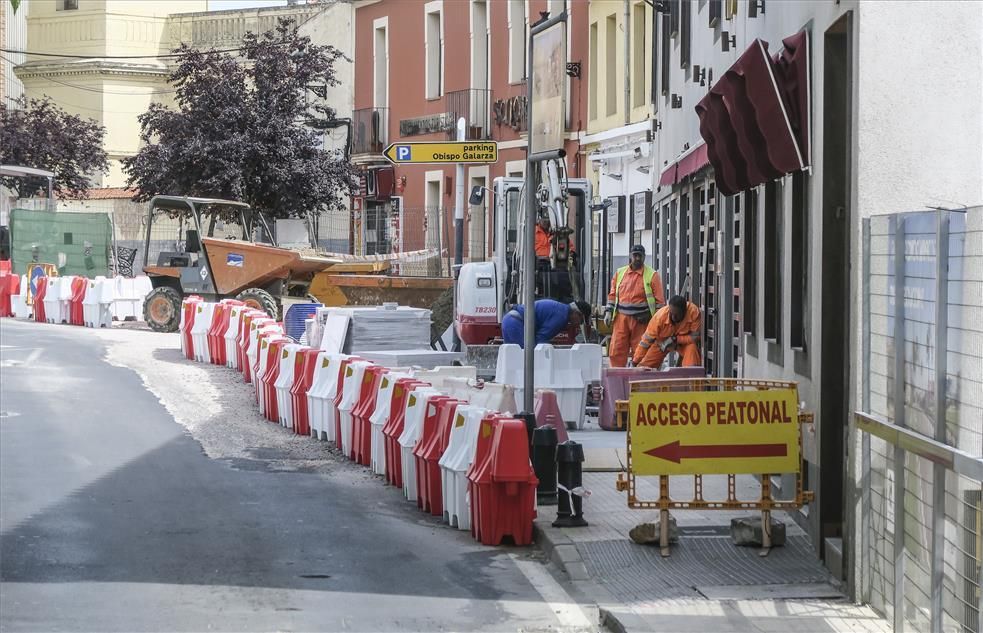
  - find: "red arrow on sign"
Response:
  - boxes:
[644,440,787,464]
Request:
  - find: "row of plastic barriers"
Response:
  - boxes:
[0,272,152,327]
[180,297,540,546]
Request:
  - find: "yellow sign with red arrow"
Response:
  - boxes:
[629,388,800,476]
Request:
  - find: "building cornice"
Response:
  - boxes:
[15,59,169,81]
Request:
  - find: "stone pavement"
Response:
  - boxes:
[534,446,891,632]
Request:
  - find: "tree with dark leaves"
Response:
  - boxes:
[123,18,356,222]
[0,96,109,200]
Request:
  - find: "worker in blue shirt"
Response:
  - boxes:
[501,299,592,348]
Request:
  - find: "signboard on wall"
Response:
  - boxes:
[529,20,566,155]
[399,113,456,137]
[632,191,653,230]
[606,196,626,233]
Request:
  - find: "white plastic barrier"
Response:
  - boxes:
[224,306,248,370]
[494,343,603,429]
[255,334,290,416]
[274,343,304,428]
[398,387,442,502]
[439,377,517,413]
[56,275,76,324]
[112,276,153,321]
[246,319,278,377]
[411,366,477,390]
[438,404,488,530]
[43,277,62,324]
[338,360,373,458]
[11,275,30,319]
[369,371,411,476]
[82,277,105,327]
[191,302,217,363]
[307,352,347,441]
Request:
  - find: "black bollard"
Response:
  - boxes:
[515,411,537,448]
[552,440,588,527]
[531,426,558,505]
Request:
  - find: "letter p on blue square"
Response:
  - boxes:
[396,145,411,161]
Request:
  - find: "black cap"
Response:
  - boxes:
[630,244,646,255]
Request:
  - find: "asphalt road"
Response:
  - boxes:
[0,319,594,632]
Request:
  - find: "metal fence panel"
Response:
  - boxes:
[860,207,983,633]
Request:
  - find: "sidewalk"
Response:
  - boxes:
[534,426,890,632]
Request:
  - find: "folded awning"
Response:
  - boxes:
[695,33,810,196]
[658,143,710,187]
[772,31,810,164]
[677,143,710,181]
[658,163,677,187]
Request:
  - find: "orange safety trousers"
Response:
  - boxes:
[608,313,647,367]
[635,341,702,370]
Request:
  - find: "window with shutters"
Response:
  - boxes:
[790,171,808,350]
[763,180,782,343]
[508,0,527,83]
[589,22,598,121]
[708,0,721,27]
[651,9,659,109]
[632,2,647,109]
[425,3,444,99]
[743,189,758,335]
[660,11,670,96]
[680,1,691,68]
[605,14,617,117]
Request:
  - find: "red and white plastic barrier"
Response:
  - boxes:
[177,298,542,547]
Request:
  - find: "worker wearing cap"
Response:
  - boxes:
[604,244,665,367]
[632,295,703,369]
[501,299,591,348]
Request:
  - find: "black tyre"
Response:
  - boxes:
[144,286,183,333]
[236,287,280,319]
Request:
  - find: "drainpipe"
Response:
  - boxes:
[624,0,631,127]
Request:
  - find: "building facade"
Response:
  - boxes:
[646,1,983,628]
[581,0,656,285]
[14,0,354,188]
[351,0,589,268]
[1,0,29,108]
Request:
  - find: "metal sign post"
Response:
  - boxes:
[453,118,466,352]
[523,10,568,413]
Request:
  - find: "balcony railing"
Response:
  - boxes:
[445,89,493,141]
[353,107,389,155]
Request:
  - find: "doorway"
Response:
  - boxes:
[818,12,853,567]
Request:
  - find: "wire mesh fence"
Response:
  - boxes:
[313,204,491,277]
[860,206,983,633]
[8,208,113,277]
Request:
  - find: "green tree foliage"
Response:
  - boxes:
[123,18,356,221]
[0,96,108,199]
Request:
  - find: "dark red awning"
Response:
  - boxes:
[659,143,709,187]
[658,163,677,187]
[695,35,808,196]
[677,143,710,181]
[772,31,811,164]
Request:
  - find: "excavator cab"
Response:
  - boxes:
[491,175,594,310]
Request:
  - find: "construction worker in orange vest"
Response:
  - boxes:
[603,244,665,367]
[535,216,575,258]
[631,295,703,369]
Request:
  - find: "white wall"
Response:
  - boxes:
[855,1,983,218]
